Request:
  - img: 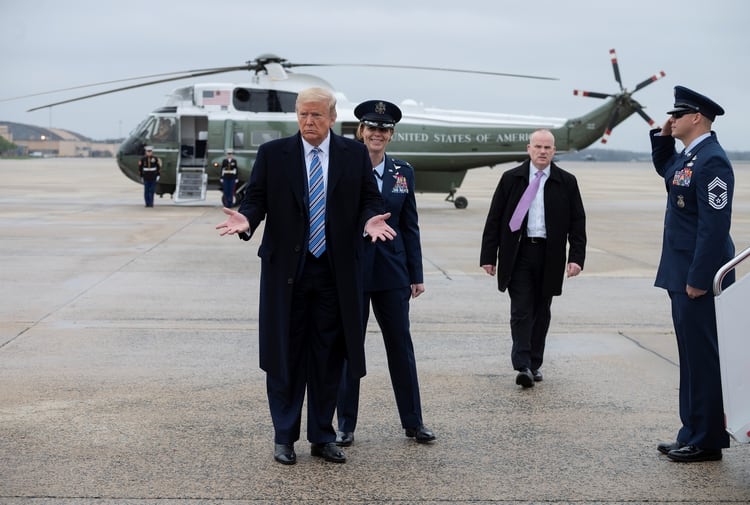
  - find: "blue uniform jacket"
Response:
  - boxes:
[650,129,735,292]
[363,156,423,292]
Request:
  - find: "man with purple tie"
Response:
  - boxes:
[480,129,586,388]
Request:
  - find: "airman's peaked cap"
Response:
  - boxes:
[667,85,725,121]
[354,100,402,128]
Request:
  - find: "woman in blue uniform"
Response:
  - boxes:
[336,100,435,446]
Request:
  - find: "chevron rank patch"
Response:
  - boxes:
[708,177,728,210]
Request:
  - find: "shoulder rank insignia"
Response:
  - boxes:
[708,177,728,210]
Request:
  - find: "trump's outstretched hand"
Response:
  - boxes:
[215,207,250,236]
[365,213,396,242]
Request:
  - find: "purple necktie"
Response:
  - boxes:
[509,171,543,232]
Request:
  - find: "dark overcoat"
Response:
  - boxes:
[237,131,383,381]
[479,159,586,297]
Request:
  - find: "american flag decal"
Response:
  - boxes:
[202,90,230,106]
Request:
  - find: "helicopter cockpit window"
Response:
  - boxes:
[134,116,158,142]
[152,117,177,142]
[136,116,177,144]
[233,88,297,113]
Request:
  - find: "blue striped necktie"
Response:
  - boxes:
[308,147,326,257]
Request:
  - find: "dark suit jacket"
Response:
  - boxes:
[364,156,423,291]
[479,159,586,297]
[237,130,384,381]
[651,130,735,292]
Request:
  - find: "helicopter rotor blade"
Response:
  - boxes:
[609,48,624,92]
[26,66,250,112]
[633,70,667,92]
[1,65,252,104]
[573,90,612,99]
[286,62,558,81]
[600,102,621,144]
[631,100,656,126]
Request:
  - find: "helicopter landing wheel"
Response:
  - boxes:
[454,196,468,209]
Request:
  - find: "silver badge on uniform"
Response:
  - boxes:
[708,177,728,210]
[677,195,685,208]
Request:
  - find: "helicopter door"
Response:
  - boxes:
[175,115,209,203]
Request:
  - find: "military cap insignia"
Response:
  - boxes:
[708,177,728,210]
[375,101,387,114]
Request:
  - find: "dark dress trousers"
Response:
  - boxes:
[480,160,586,371]
[237,130,384,445]
[337,156,425,432]
[651,129,733,449]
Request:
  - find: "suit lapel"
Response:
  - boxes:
[284,133,306,211]
[327,131,345,195]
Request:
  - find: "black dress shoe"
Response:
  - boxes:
[515,368,534,388]
[532,369,543,382]
[336,431,354,447]
[657,441,684,455]
[311,442,346,463]
[667,445,722,462]
[273,443,296,465]
[405,425,436,443]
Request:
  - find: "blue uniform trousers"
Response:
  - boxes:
[222,179,236,207]
[668,290,730,449]
[337,286,423,432]
[143,180,156,207]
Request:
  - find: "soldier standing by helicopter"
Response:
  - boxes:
[220,150,239,207]
[138,146,161,207]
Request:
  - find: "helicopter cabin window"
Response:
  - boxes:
[152,117,176,142]
[233,88,297,113]
[233,132,245,149]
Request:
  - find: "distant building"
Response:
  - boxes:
[0,121,121,157]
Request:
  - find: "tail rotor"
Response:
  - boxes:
[573,48,666,143]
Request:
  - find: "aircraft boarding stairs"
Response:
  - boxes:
[174,133,208,204]
[713,245,750,444]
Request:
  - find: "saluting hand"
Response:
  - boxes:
[365,213,396,242]
[215,207,250,236]
[660,119,673,137]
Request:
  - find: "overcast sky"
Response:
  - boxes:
[2,0,747,152]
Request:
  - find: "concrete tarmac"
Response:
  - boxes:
[1,158,749,504]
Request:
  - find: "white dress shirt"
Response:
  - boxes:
[526,165,550,238]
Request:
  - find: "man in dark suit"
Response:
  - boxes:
[215,87,395,465]
[651,86,734,463]
[480,128,586,388]
[336,100,435,447]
